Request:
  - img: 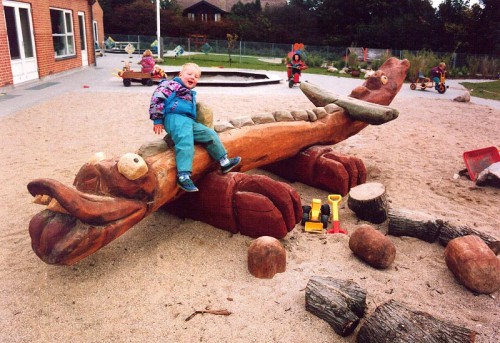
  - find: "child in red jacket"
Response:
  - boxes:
[140,49,156,74]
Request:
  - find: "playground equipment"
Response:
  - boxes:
[410,71,448,94]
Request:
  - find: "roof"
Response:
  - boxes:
[177,0,287,13]
[183,0,227,13]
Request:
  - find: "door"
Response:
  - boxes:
[78,12,88,66]
[4,0,38,84]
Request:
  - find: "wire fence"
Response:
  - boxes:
[103,34,499,72]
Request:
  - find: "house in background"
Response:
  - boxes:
[179,0,286,22]
[183,0,227,22]
[0,0,104,88]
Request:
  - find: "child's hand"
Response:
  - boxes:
[153,124,164,135]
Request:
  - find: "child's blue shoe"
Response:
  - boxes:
[177,178,199,192]
[221,157,241,174]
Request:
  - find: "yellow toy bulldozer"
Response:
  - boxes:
[301,198,330,232]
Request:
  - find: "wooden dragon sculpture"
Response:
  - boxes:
[27,57,409,265]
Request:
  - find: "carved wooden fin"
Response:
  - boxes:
[300,81,399,125]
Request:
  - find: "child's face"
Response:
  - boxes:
[179,66,200,89]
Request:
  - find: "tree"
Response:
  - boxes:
[436,0,473,51]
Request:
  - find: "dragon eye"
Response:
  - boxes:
[117,153,148,180]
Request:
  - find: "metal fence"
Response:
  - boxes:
[104,34,499,71]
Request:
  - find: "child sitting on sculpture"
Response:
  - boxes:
[149,62,241,192]
[140,49,156,74]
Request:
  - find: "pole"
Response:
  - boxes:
[156,0,161,57]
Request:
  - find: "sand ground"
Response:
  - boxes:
[0,56,499,342]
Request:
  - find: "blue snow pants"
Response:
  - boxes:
[164,113,227,173]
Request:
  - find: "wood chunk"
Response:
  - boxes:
[387,208,442,243]
[444,235,500,294]
[356,299,477,343]
[247,236,286,279]
[349,224,396,269]
[348,182,387,224]
[305,276,366,337]
[388,208,499,252]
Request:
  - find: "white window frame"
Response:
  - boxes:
[188,13,195,21]
[214,13,221,22]
[50,7,75,58]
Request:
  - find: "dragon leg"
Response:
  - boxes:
[164,171,302,239]
[262,146,366,196]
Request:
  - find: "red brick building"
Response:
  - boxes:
[0,0,104,88]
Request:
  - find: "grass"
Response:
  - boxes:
[459,80,500,101]
[159,53,353,78]
[160,53,500,101]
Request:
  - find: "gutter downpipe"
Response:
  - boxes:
[88,0,97,66]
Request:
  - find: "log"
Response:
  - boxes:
[387,208,442,243]
[247,236,286,279]
[349,224,396,269]
[444,235,500,294]
[348,182,388,224]
[305,276,367,337]
[356,299,477,343]
[387,208,499,249]
[438,222,498,247]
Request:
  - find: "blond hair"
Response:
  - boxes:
[438,62,446,69]
[181,62,201,76]
[143,49,153,57]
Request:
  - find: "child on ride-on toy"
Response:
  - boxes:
[430,62,446,91]
[287,52,308,87]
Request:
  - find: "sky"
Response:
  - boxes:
[431,0,480,8]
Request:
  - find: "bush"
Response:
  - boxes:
[403,50,439,80]
[480,56,498,78]
[305,53,325,68]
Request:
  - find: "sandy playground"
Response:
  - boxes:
[0,66,499,342]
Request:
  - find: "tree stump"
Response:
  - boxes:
[305,276,367,337]
[356,299,477,343]
[349,224,396,269]
[348,182,387,224]
[444,235,500,294]
[388,208,498,250]
[247,236,286,279]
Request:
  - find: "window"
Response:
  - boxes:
[214,13,221,22]
[50,8,75,57]
[188,13,195,21]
